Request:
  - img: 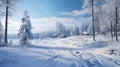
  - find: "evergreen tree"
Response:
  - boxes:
[56,22,66,38]
[74,26,80,35]
[0,20,3,44]
[18,10,33,45]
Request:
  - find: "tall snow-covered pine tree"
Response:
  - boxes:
[18,10,33,45]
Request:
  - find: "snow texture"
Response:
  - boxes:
[0,35,120,67]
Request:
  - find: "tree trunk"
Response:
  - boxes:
[115,7,118,41]
[92,0,95,41]
[5,1,9,44]
[111,21,113,39]
[114,24,116,37]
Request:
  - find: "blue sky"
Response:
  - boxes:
[7,0,92,34]
[16,0,83,18]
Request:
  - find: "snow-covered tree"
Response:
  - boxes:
[74,26,80,35]
[102,0,120,41]
[69,25,80,36]
[0,0,19,44]
[56,22,80,38]
[18,10,33,45]
[0,20,3,44]
[82,0,120,35]
[56,22,66,38]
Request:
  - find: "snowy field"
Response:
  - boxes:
[0,35,120,67]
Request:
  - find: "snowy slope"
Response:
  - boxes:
[0,35,120,67]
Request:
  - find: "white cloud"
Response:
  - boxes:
[8,19,21,34]
[0,16,91,34]
[59,8,91,17]
[31,17,82,33]
[59,0,92,17]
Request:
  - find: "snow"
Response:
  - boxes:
[0,35,120,67]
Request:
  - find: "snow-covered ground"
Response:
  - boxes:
[0,35,120,67]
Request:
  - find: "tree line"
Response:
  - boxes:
[82,0,120,41]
